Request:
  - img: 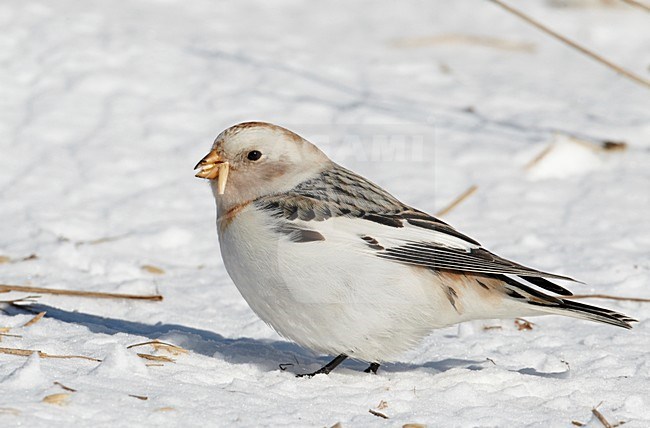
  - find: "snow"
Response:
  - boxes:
[1,0,649,426]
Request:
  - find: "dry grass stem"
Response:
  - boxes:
[129,394,149,400]
[592,404,613,428]
[0,332,22,339]
[377,400,389,410]
[601,141,627,151]
[488,0,650,89]
[483,325,503,331]
[23,311,46,327]
[1,295,40,305]
[391,34,536,52]
[0,408,21,415]
[403,424,427,428]
[137,353,175,363]
[565,294,650,303]
[75,235,128,246]
[0,284,163,301]
[567,136,628,153]
[141,265,165,275]
[369,409,389,419]
[127,340,188,355]
[524,136,626,171]
[54,381,77,392]
[524,144,554,170]
[0,254,37,264]
[42,393,71,405]
[515,318,535,331]
[436,185,478,217]
[571,421,585,427]
[0,346,101,362]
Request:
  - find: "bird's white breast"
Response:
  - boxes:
[217,205,464,362]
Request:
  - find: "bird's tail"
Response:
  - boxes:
[498,275,636,329]
[533,298,636,329]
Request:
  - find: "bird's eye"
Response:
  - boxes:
[247,150,262,161]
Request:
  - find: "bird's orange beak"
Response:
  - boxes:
[194,150,230,195]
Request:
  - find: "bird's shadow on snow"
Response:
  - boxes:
[6,304,568,379]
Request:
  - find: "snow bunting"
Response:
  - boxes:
[195,122,635,377]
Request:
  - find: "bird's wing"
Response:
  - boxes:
[254,164,576,295]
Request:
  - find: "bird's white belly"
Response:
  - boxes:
[218,207,461,362]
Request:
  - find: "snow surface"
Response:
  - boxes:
[1,0,649,426]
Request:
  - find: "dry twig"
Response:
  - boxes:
[141,265,165,275]
[129,394,149,400]
[565,294,650,303]
[488,0,650,89]
[592,402,626,428]
[483,325,503,331]
[391,34,536,52]
[592,403,613,428]
[0,346,101,362]
[23,311,46,327]
[127,340,188,355]
[137,353,175,363]
[42,393,71,406]
[436,185,478,217]
[369,409,389,419]
[54,381,77,392]
[515,318,535,331]
[524,143,555,170]
[0,295,40,305]
[0,284,162,301]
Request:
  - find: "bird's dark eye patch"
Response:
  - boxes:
[247,150,262,161]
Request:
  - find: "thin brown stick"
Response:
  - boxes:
[42,393,71,405]
[54,381,77,392]
[619,0,650,12]
[592,403,613,428]
[0,295,40,305]
[23,311,46,327]
[129,394,149,401]
[436,185,478,217]
[0,346,101,362]
[0,284,162,301]
[137,353,175,363]
[564,294,650,303]
[368,409,389,419]
[524,143,554,170]
[127,340,188,355]
[488,0,650,89]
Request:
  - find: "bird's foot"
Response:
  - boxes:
[363,362,380,374]
[295,354,348,378]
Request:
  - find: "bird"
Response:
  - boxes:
[194,121,635,377]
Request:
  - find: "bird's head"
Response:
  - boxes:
[195,122,331,210]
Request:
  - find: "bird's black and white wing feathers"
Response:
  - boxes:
[254,164,575,295]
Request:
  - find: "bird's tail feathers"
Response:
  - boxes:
[533,298,636,329]
[498,274,636,329]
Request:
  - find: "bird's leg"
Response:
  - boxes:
[364,362,380,374]
[296,354,348,378]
